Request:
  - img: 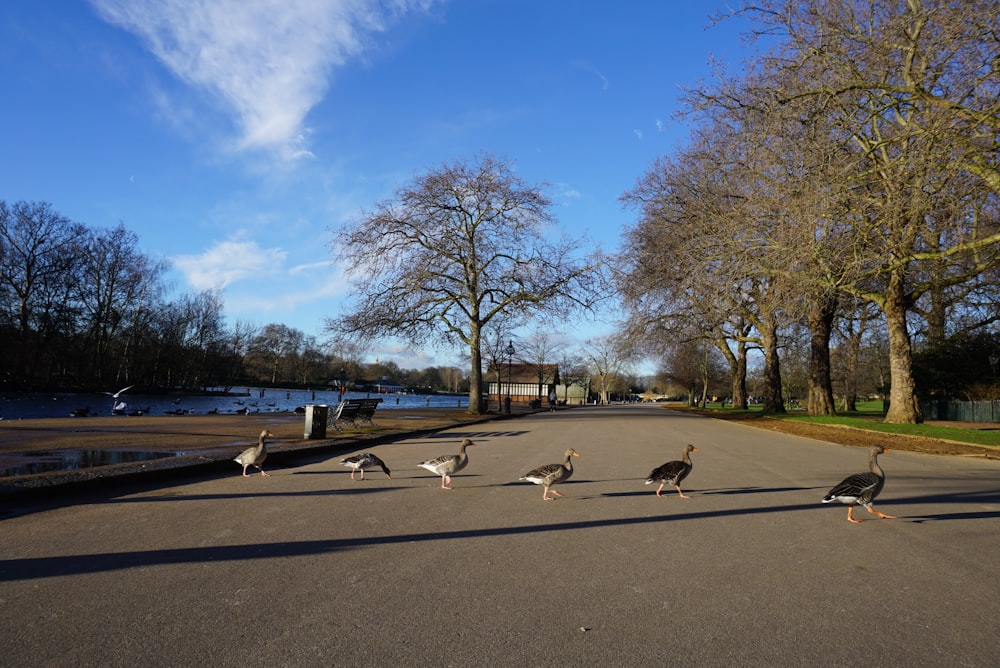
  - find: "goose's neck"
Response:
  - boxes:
[869,450,884,477]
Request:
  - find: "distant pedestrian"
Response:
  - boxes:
[548,389,557,411]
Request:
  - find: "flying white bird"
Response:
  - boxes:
[103,385,134,399]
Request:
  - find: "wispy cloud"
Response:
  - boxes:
[553,182,581,204]
[570,59,608,90]
[89,0,437,159]
[172,239,288,289]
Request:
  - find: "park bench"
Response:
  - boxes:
[328,397,384,433]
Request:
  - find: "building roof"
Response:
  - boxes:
[488,363,560,385]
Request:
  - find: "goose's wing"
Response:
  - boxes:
[824,472,880,502]
[235,443,265,466]
[234,446,257,465]
[418,454,457,473]
[646,460,685,483]
[520,462,562,483]
[340,453,368,467]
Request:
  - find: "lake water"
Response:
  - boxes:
[0,387,476,420]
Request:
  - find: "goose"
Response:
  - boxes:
[234,429,273,477]
[645,444,698,498]
[340,452,391,480]
[520,449,580,501]
[417,438,476,489]
[822,445,896,523]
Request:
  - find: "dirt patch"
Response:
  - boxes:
[700,411,999,459]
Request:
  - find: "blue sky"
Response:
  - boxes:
[1,1,752,369]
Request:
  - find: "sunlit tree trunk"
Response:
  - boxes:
[759,314,785,414]
[807,294,837,415]
[883,273,923,423]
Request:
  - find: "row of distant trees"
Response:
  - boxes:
[616,1,1000,422]
[0,200,472,393]
[5,191,980,405]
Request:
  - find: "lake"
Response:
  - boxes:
[0,387,477,420]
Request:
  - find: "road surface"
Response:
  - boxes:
[1,404,997,666]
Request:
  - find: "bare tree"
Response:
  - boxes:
[723,0,1000,422]
[249,324,302,384]
[518,329,566,402]
[0,201,86,384]
[329,153,601,414]
[77,223,164,386]
[584,336,635,404]
[555,350,590,405]
[833,298,886,411]
[620,125,796,414]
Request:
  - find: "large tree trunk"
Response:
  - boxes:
[716,326,748,409]
[730,339,748,410]
[807,294,837,415]
[467,327,484,415]
[759,315,786,414]
[883,274,923,423]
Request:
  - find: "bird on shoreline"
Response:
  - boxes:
[340,453,391,480]
[645,444,698,498]
[520,449,580,501]
[418,438,476,489]
[234,429,273,477]
[822,445,896,523]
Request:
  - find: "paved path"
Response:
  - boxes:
[1,404,998,667]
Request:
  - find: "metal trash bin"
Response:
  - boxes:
[304,404,328,439]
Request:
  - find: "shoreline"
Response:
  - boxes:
[0,407,511,495]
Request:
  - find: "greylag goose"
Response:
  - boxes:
[822,445,896,523]
[645,444,698,498]
[520,449,580,501]
[418,438,476,489]
[234,429,273,477]
[340,452,391,480]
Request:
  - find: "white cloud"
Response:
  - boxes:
[172,239,288,289]
[90,0,437,158]
[289,259,337,275]
[553,182,581,204]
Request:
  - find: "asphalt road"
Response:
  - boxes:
[1,404,997,667]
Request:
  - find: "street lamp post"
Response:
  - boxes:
[505,340,515,415]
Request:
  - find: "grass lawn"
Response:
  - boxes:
[701,400,1000,448]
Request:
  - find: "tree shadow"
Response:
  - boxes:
[882,489,1000,522]
[0,500,860,582]
[700,486,816,494]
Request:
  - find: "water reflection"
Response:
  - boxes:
[1,449,178,477]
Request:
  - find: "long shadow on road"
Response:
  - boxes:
[4,491,997,583]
